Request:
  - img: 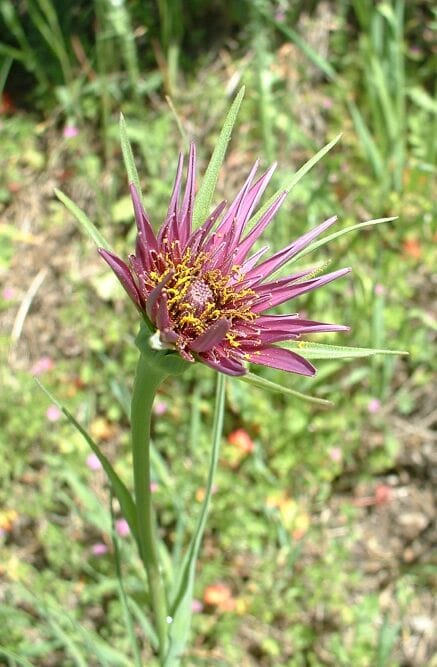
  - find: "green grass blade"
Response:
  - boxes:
[110,493,143,667]
[192,86,245,228]
[54,188,112,250]
[238,373,332,407]
[165,374,226,665]
[293,216,397,263]
[247,133,342,230]
[347,100,385,179]
[119,113,143,203]
[281,341,407,360]
[0,651,35,667]
[34,379,139,544]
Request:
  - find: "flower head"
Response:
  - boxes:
[99,145,350,376]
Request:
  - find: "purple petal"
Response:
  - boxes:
[158,153,184,245]
[145,271,174,321]
[98,248,143,309]
[234,191,288,264]
[187,200,227,254]
[180,143,196,246]
[245,215,338,281]
[253,267,351,312]
[130,184,157,252]
[243,346,316,376]
[200,352,246,376]
[190,318,231,353]
[256,314,350,335]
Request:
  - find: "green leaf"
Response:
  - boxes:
[165,374,226,666]
[293,216,397,263]
[281,341,407,360]
[54,188,112,251]
[247,133,342,230]
[192,87,245,228]
[237,372,332,407]
[34,379,139,545]
[0,650,35,667]
[119,112,143,204]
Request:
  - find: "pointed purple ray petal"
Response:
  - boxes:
[98,248,143,309]
[205,161,260,252]
[156,291,173,331]
[234,191,288,264]
[256,314,350,335]
[145,270,174,321]
[243,346,316,376]
[180,143,196,246]
[245,215,338,281]
[130,184,157,252]
[158,153,184,245]
[200,352,246,376]
[188,200,227,254]
[253,267,351,312]
[190,318,231,353]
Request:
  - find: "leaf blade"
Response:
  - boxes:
[238,372,333,407]
[192,87,245,228]
[54,188,112,251]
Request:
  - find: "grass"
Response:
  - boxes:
[0,2,436,665]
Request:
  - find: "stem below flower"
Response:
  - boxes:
[131,352,169,661]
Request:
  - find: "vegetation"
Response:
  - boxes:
[0,1,435,665]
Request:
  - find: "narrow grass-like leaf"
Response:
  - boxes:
[192,87,245,228]
[165,374,226,666]
[54,188,112,250]
[238,373,332,407]
[376,617,401,667]
[347,100,385,179]
[293,217,397,263]
[110,493,143,667]
[281,341,407,360]
[120,112,143,203]
[247,133,342,231]
[0,650,35,667]
[34,379,139,544]
[128,599,159,651]
[256,4,337,81]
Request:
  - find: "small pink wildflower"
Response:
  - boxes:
[115,518,130,537]
[91,542,108,556]
[150,481,159,493]
[374,284,385,296]
[2,287,15,301]
[63,124,79,138]
[368,398,381,414]
[46,405,61,422]
[86,453,102,471]
[191,599,203,613]
[328,447,342,462]
[153,400,168,415]
[31,356,54,375]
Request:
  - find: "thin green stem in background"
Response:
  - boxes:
[130,353,169,661]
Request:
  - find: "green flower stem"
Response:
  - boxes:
[131,352,169,661]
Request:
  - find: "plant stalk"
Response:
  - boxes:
[131,352,169,661]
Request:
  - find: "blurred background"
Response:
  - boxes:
[0,1,435,665]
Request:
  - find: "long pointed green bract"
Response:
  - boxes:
[293,216,397,263]
[192,87,245,228]
[34,379,139,544]
[247,133,342,231]
[238,372,333,407]
[165,374,226,666]
[281,341,407,360]
[54,188,112,251]
[119,112,143,203]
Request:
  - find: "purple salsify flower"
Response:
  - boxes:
[99,145,350,377]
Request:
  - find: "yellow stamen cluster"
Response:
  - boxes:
[147,244,257,344]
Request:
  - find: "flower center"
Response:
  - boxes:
[184,279,214,316]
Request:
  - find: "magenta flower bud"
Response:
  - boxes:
[86,453,102,471]
[91,542,108,556]
[115,518,130,537]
